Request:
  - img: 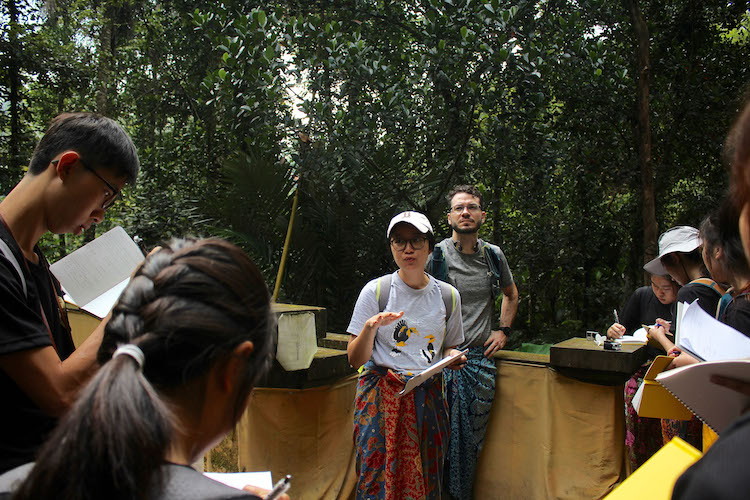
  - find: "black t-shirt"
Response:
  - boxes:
[677,281,723,319]
[0,224,75,474]
[672,412,750,499]
[721,294,750,338]
[619,285,676,333]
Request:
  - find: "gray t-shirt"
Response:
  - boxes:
[347,271,464,375]
[427,239,514,348]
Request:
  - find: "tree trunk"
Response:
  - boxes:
[626,0,658,279]
[7,0,22,175]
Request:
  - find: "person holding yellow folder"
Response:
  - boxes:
[671,95,750,499]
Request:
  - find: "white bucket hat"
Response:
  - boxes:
[386,211,434,238]
[643,226,702,275]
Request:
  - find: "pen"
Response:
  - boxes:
[613,309,619,325]
[265,474,291,500]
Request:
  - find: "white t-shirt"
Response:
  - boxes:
[347,271,464,375]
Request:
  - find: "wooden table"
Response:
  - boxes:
[549,337,649,385]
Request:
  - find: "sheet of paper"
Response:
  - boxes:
[674,301,688,347]
[677,300,750,361]
[615,327,648,344]
[204,471,273,491]
[399,349,468,396]
[50,226,143,317]
[632,381,645,413]
[656,359,750,433]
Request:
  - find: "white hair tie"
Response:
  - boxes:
[113,344,145,371]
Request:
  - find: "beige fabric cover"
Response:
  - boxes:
[237,360,624,500]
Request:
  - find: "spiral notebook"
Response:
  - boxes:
[656,359,750,434]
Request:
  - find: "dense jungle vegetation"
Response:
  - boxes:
[2,0,750,345]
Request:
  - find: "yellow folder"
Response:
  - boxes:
[636,356,693,421]
[605,437,702,499]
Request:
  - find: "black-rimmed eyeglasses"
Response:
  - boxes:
[390,236,428,251]
[52,159,120,209]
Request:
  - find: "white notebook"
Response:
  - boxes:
[50,226,144,318]
[656,359,750,433]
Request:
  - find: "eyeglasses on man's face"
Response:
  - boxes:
[450,203,482,214]
[390,236,428,251]
[53,158,121,209]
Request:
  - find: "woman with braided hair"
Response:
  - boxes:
[0,238,282,500]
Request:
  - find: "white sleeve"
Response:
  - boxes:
[444,286,464,348]
[346,278,380,336]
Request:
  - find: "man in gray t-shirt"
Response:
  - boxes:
[426,184,519,500]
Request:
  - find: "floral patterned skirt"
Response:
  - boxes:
[624,361,664,471]
[353,363,448,500]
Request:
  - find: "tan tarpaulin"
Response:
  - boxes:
[237,376,359,500]
[237,359,624,500]
[475,360,624,499]
[67,308,625,498]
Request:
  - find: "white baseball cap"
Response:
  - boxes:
[386,211,434,238]
[643,226,702,275]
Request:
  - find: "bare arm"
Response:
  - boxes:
[0,317,106,417]
[484,282,519,357]
[647,319,675,353]
[347,311,404,370]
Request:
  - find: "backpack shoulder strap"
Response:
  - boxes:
[717,291,733,321]
[428,242,448,282]
[482,243,502,278]
[376,274,392,312]
[378,273,455,320]
[690,277,726,297]
[438,280,455,320]
[0,237,28,299]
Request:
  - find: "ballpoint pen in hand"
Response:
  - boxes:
[265,474,291,500]
[613,309,619,325]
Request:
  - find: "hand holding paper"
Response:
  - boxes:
[399,349,469,396]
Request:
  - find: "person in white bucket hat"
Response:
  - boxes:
[645,225,726,452]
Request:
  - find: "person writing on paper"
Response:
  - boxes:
[605,274,679,471]
[0,238,288,500]
[671,95,750,500]
[347,211,466,500]
[644,226,724,361]
[701,202,750,337]
[606,274,679,340]
[0,113,139,474]
[643,225,724,450]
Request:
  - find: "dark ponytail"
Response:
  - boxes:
[13,238,274,500]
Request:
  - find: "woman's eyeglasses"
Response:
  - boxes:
[390,237,428,251]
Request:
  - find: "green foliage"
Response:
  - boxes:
[2,0,750,341]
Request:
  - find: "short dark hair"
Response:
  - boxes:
[447,184,484,209]
[28,113,139,184]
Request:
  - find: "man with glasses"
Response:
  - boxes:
[0,113,139,473]
[426,184,518,500]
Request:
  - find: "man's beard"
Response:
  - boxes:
[450,218,482,234]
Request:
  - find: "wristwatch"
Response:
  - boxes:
[499,326,511,335]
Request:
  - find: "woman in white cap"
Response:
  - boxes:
[346,210,466,500]
[645,225,724,452]
[645,225,725,351]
